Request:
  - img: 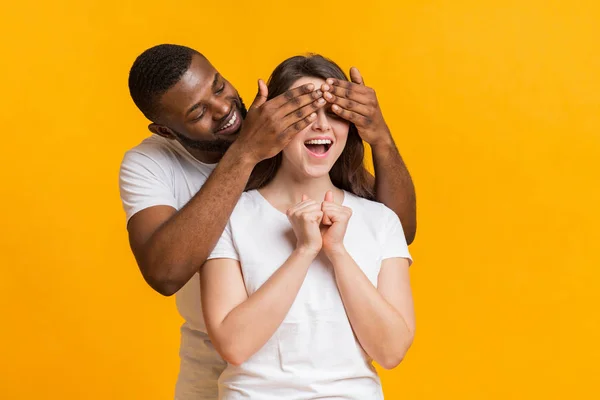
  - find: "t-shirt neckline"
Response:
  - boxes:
[252,189,349,218]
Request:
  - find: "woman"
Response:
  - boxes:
[201,54,415,399]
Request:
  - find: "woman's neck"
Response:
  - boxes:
[259,166,344,212]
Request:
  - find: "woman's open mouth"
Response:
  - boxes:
[304,138,333,158]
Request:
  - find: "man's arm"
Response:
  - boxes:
[370,139,417,245]
[125,82,326,296]
[322,69,417,244]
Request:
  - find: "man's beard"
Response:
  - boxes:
[173,97,248,154]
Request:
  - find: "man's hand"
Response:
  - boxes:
[321,68,393,148]
[234,79,326,165]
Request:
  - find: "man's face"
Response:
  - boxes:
[154,54,247,153]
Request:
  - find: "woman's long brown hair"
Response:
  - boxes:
[245,54,374,200]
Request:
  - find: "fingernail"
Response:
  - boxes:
[327,79,334,85]
[310,112,317,119]
[323,84,330,91]
[333,105,340,111]
[316,89,323,96]
[317,98,325,104]
[325,92,333,99]
[307,84,314,90]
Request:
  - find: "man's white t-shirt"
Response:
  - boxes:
[119,134,225,400]
[207,189,412,400]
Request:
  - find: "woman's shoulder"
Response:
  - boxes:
[343,190,396,219]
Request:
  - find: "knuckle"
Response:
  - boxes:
[346,100,355,110]
[284,90,294,100]
[345,89,352,98]
[295,109,304,118]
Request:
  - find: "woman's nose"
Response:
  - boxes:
[312,110,331,131]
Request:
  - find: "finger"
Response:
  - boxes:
[322,202,344,213]
[349,67,364,86]
[281,91,325,119]
[288,201,320,216]
[324,84,371,103]
[331,104,373,126]
[322,201,342,225]
[321,207,351,223]
[302,210,324,223]
[302,194,308,202]
[249,79,268,110]
[322,190,335,224]
[323,92,371,116]
[279,111,318,141]
[323,78,369,97]
[271,83,317,109]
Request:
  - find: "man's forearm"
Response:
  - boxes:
[371,138,417,244]
[144,144,255,295]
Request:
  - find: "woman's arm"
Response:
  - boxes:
[201,248,317,366]
[200,196,324,366]
[326,251,415,369]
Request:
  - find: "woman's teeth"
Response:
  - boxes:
[304,139,332,145]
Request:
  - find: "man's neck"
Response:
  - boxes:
[184,147,224,165]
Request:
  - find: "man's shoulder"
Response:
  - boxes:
[123,135,177,163]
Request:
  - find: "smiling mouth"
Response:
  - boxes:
[217,110,237,132]
[214,108,241,136]
[304,139,332,157]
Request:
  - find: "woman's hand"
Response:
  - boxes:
[286,195,323,255]
[320,191,352,256]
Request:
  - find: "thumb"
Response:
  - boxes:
[350,67,364,86]
[249,79,268,110]
[322,190,333,226]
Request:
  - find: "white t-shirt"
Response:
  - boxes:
[119,134,225,400]
[207,189,412,400]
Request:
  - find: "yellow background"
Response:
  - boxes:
[2,0,599,398]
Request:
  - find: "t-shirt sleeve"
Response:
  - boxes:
[119,150,178,224]
[381,207,413,266]
[207,220,240,262]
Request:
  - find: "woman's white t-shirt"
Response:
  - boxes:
[207,189,412,400]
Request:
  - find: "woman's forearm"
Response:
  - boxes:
[206,248,317,366]
[327,248,414,369]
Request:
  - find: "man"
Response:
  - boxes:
[120,44,417,399]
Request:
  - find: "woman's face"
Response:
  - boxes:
[281,76,350,179]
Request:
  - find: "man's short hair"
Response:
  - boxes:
[128,44,201,121]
